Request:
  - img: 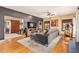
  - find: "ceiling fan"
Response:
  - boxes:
[42,11,55,16]
[46,11,55,16]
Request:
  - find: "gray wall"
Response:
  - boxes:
[0,7,43,40]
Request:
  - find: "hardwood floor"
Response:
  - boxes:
[0,35,32,53]
[0,35,71,53]
[51,35,71,53]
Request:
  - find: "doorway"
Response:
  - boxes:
[62,19,73,37]
[11,20,20,33]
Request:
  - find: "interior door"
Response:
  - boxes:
[11,20,20,33]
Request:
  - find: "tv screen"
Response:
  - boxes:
[27,22,36,28]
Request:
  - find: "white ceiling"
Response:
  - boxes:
[4,6,78,18]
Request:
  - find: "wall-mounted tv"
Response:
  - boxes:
[27,22,37,28]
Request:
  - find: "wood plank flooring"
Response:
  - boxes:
[0,35,71,53]
[0,35,32,53]
[51,35,71,53]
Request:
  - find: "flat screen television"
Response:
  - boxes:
[27,22,36,28]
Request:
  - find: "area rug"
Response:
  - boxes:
[18,36,61,53]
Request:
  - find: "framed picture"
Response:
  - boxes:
[51,19,58,27]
